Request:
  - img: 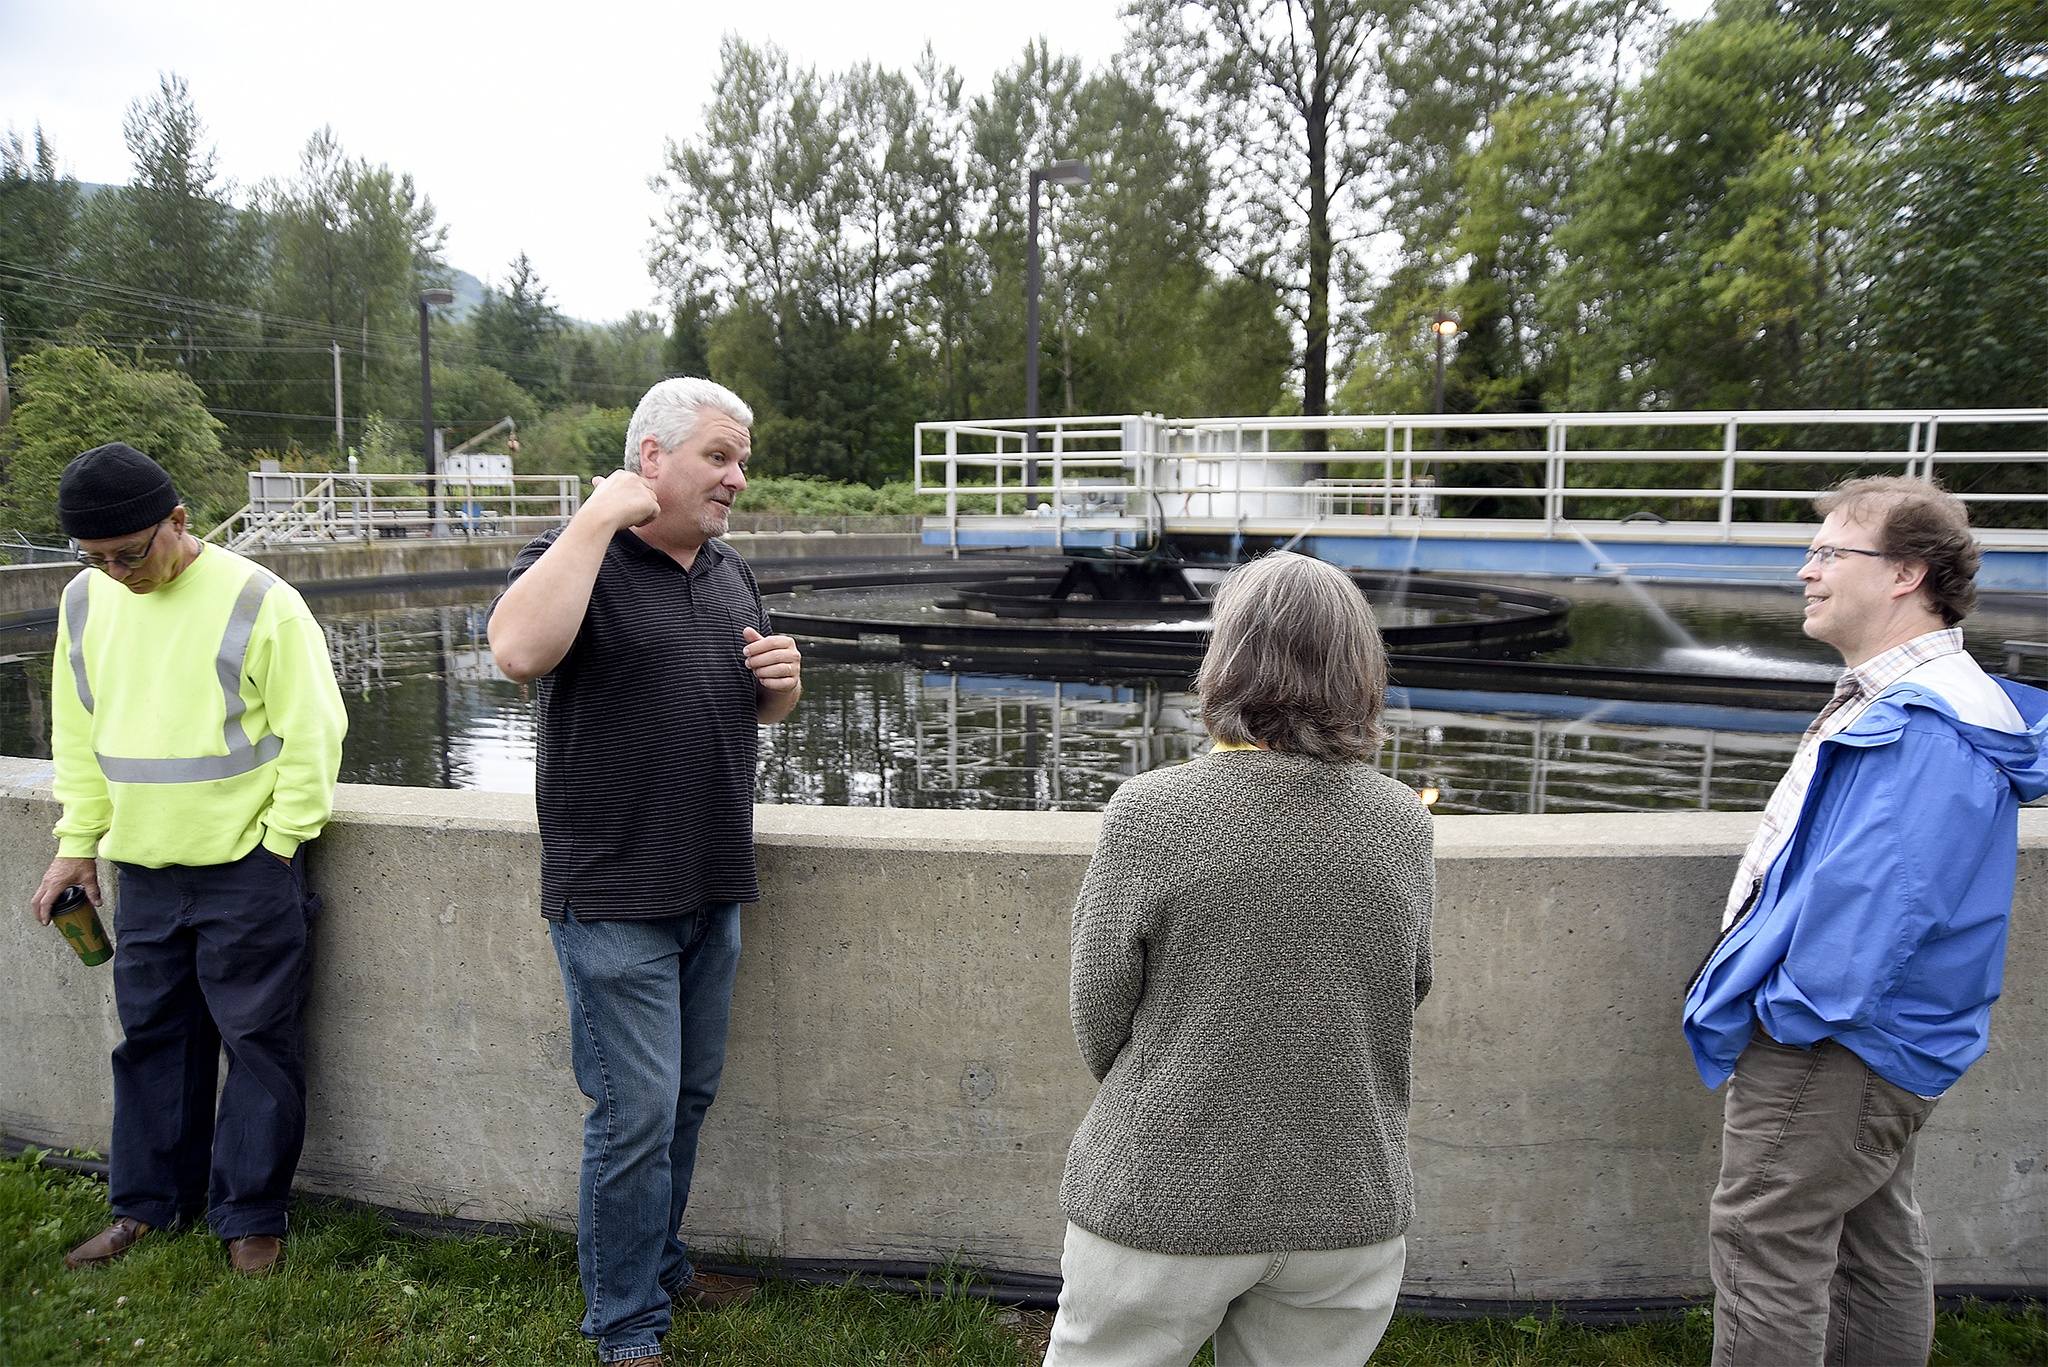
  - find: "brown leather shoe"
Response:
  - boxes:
[673,1270,757,1310]
[226,1234,284,1275]
[64,1217,151,1269]
[614,1358,663,1367]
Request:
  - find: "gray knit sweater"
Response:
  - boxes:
[1061,747,1435,1256]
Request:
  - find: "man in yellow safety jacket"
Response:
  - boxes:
[29,442,347,1277]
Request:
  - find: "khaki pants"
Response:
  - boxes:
[1709,1034,1940,1367]
[1043,1220,1405,1367]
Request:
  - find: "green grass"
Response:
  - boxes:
[3,1150,2041,1365]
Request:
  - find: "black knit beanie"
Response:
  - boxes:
[58,444,179,540]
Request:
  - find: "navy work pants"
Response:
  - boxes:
[108,845,317,1240]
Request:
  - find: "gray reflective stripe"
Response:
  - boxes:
[217,568,276,759]
[78,564,284,786]
[96,734,283,783]
[65,572,94,714]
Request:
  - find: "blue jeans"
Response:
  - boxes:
[550,902,741,1364]
[108,844,317,1240]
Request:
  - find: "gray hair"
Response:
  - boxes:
[1196,551,1389,762]
[623,377,754,470]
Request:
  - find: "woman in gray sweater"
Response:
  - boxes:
[1044,551,1435,1367]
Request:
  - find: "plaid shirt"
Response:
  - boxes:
[1721,628,1968,929]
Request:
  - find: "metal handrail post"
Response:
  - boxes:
[1383,422,1395,530]
[1053,445,1066,553]
[1405,427,1415,518]
[1720,420,1739,537]
[1256,425,1266,519]
[1053,422,1066,508]
[1545,421,1561,530]
[1548,420,1564,528]
[946,427,959,559]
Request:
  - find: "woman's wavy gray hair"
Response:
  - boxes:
[623,377,754,471]
[1196,551,1388,762]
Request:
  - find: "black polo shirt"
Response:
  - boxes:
[507,529,771,921]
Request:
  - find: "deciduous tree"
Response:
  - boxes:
[74,74,259,390]
[1126,0,1402,455]
[0,127,81,351]
[261,127,446,451]
[2,344,235,533]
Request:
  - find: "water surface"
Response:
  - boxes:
[7,575,2045,816]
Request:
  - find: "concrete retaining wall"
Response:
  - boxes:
[4,756,2042,1299]
[0,532,930,628]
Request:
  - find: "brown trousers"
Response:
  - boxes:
[1708,1034,1940,1367]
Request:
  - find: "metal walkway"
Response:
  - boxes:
[205,468,582,551]
[914,408,2048,589]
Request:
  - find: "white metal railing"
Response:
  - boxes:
[913,409,2048,549]
[204,470,583,551]
[0,530,76,566]
[1307,476,1439,519]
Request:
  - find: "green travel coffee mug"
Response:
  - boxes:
[49,885,113,966]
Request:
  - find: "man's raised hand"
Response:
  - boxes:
[584,469,661,532]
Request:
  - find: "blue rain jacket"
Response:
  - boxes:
[1684,674,2048,1096]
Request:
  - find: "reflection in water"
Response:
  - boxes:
[4,576,2044,815]
[0,642,51,765]
[756,674,1211,812]
[320,594,534,792]
[1384,698,1799,814]
[759,670,1803,815]
[312,598,1808,813]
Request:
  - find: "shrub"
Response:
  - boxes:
[1,345,239,535]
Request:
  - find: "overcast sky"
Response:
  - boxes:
[1,0,1713,325]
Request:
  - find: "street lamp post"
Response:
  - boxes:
[1025,158,1090,497]
[419,288,456,535]
[1432,314,1459,454]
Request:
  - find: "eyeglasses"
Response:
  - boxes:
[74,520,165,571]
[1802,544,1889,567]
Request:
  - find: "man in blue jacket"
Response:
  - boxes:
[1683,477,2048,1365]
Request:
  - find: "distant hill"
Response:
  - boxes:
[447,267,484,320]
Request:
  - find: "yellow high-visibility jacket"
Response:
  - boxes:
[52,543,348,867]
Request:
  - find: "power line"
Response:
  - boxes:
[3,271,656,397]
[204,406,368,423]
[3,330,354,355]
[0,260,423,347]
[203,406,524,426]
[4,260,658,375]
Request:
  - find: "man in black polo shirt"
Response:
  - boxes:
[489,377,800,1367]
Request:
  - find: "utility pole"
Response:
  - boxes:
[1025,172,1041,495]
[418,289,456,534]
[1024,159,1090,498]
[1432,315,1459,454]
[0,314,11,431]
[332,341,345,456]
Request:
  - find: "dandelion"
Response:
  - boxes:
[116,1296,128,1307]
